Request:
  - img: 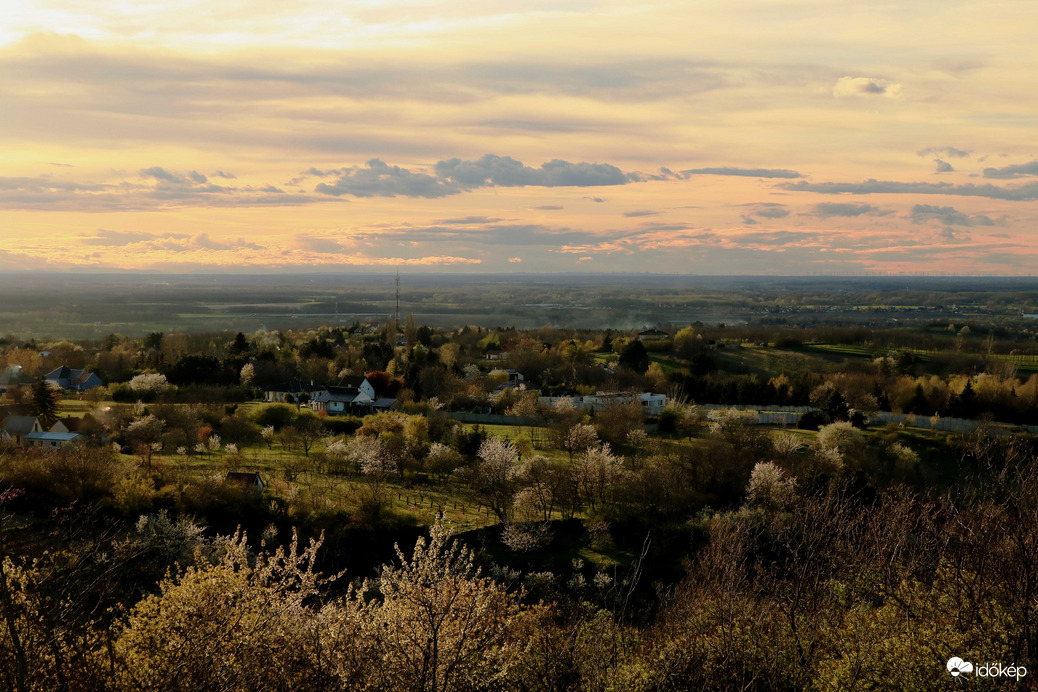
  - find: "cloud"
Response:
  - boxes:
[434,216,503,224]
[435,154,628,188]
[531,205,564,210]
[780,178,1038,201]
[626,167,682,182]
[213,170,236,179]
[751,205,790,219]
[623,210,660,217]
[735,231,821,246]
[813,203,884,218]
[508,257,522,263]
[910,205,997,227]
[139,166,183,183]
[832,76,903,98]
[314,158,454,198]
[81,229,179,246]
[313,154,631,198]
[682,167,802,179]
[381,223,618,247]
[293,236,351,254]
[918,146,970,158]
[983,161,1038,179]
[584,196,607,203]
[934,159,954,173]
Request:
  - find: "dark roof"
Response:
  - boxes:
[52,417,84,432]
[265,380,327,394]
[312,386,363,403]
[2,416,39,436]
[338,375,368,388]
[45,366,102,389]
[225,472,263,487]
[638,328,670,336]
[46,365,73,380]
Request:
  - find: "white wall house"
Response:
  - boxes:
[538,391,668,416]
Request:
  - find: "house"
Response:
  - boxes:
[0,365,33,392]
[337,375,377,401]
[537,391,669,416]
[263,381,327,403]
[483,350,509,361]
[637,329,671,342]
[310,386,373,415]
[224,472,264,494]
[50,417,85,434]
[25,431,80,449]
[1,416,42,445]
[372,397,398,410]
[489,368,525,385]
[45,366,104,392]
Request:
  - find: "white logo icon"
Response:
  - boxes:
[947,657,974,677]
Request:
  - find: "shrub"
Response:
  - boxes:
[797,410,830,431]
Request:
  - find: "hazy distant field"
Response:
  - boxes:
[3,272,1038,339]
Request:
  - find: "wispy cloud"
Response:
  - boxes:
[910,205,998,226]
[813,203,888,218]
[918,146,970,159]
[781,179,1038,201]
[682,167,802,179]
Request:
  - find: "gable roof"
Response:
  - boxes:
[337,375,369,389]
[2,416,40,437]
[46,365,74,380]
[45,366,103,390]
[51,417,84,433]
[312,386,370,404]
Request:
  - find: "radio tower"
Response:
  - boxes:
[394,268,400,326]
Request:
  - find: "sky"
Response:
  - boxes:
[1,0,1037,275]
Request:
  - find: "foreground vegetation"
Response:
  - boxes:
[4,290,1038,689]
[2,431,1037,690]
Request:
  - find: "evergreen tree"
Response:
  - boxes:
[619,339,650,374]
[229,332,250,355]
[30,378,58,427]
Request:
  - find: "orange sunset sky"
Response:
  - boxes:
[1,1,1037,275]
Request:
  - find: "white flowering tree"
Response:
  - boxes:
[473,438,521,522]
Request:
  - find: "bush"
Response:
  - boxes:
[323,416,364,436]
[252,403,297,430]
[797,410,830,431]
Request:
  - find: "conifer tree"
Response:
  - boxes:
[30,378,58,428]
